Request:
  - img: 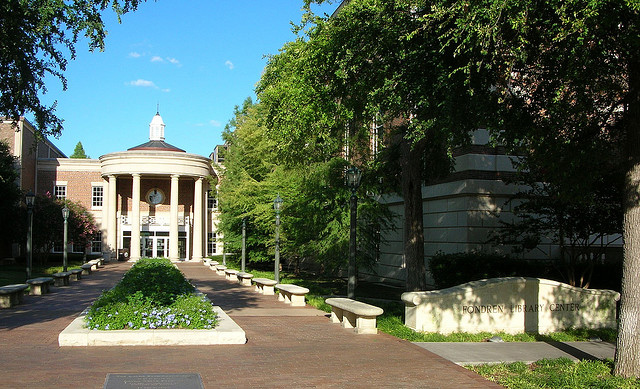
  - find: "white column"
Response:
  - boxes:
[192,177,204,262]
[131,174,141,261]
[101,178,109,258]
[169,174,180,261]
[107,175,118,260]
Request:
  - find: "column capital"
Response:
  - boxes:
[132,173,141,178]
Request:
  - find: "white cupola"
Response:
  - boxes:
[149,112,166,141]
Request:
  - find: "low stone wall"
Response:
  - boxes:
[401,277,620,334]
[59,306,246,346]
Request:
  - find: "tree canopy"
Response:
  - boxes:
[0,0,146,137]
[217,98,388,276]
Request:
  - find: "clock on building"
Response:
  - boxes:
[146,188,165,205]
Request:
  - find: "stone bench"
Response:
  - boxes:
[0,284,28,308]
[275,284,309,307]
[225,269,239,281]
[253,278,278,295]
[87,259,100,270]
[70,268,83,281]
[237,272,254,287]
[325,297,384,334]
[52,271,72,287]
[215,265,227,276]
[26,277,54,295]
[81,264,93,275]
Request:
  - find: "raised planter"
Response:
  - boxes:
[58,306,246,346]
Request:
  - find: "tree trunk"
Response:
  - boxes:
[400,133,428,291]
[614,57,640,378]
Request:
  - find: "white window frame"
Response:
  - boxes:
[54,181,67,200]
[91,184,104,209]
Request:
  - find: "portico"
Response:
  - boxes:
[99,113,214,261]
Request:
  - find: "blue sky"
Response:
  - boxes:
[38,0,339,158]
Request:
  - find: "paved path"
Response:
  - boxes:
[0,261,499,388]
[415,340,616,366]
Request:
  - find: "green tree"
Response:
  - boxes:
[0,141,21,253]
[70,141,89,159]
[258,0,489,291]
[423,0,639,377]
[0,0,147,137]
[218,98,386,276]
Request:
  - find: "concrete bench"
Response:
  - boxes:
[215,265,227,276]
[275,284,309,307]
[52,271,72,287]
[87,259,100,270]
[81,264,93,275]
[225,269,239,281]
[325,297,384,334]
[0,284,28,308]
[237,272,254,287]
[253,278,278,295]
[70,268,83,281]
[26,277,54,295]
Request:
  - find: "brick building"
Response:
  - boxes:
[1,114,221,261]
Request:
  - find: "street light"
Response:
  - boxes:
[345,166,362,299]
[25,191,35,280]
[273,194,283,283]
[62,205,70,272]
[241,218,246,272]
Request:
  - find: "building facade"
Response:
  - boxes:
[1,114,221,261]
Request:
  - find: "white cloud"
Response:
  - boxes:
[224,60,234,70]
[161,88,171,93]
[209,120,221,127]
[129,52,141,58]
[128,79,157,88]
[150,56,164,63]
[167,57,180,66]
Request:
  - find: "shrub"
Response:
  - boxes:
[428,252,556,289]
[86,258,218,330]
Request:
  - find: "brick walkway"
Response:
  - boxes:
[0,262,501,388]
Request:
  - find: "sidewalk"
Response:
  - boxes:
[415,340,616,366]
[0,261,499,388]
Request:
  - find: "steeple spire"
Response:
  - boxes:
[149,111,165,141]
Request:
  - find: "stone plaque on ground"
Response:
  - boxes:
[104,373,204,389]
[402,277,620,334]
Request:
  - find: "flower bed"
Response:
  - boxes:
[85,258,218,330]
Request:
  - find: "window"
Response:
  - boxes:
[54,185,67,200]
[208,232,217,254]
[92,186,104,208]
[91,231,102,253]
[53,241,64,253]
[370,115,384,157]
[208,190,218,210]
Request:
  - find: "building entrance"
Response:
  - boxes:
[141,232,170,258]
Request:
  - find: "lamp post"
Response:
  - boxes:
[241,218,246,272]
[25,192,35,280]
[345,166,362,299]
[62,205,70,272]
[273,195,283,283]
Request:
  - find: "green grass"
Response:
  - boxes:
[1,260,86,285]
[470,358,640,388]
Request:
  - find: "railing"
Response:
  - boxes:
[120,215,190,226]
